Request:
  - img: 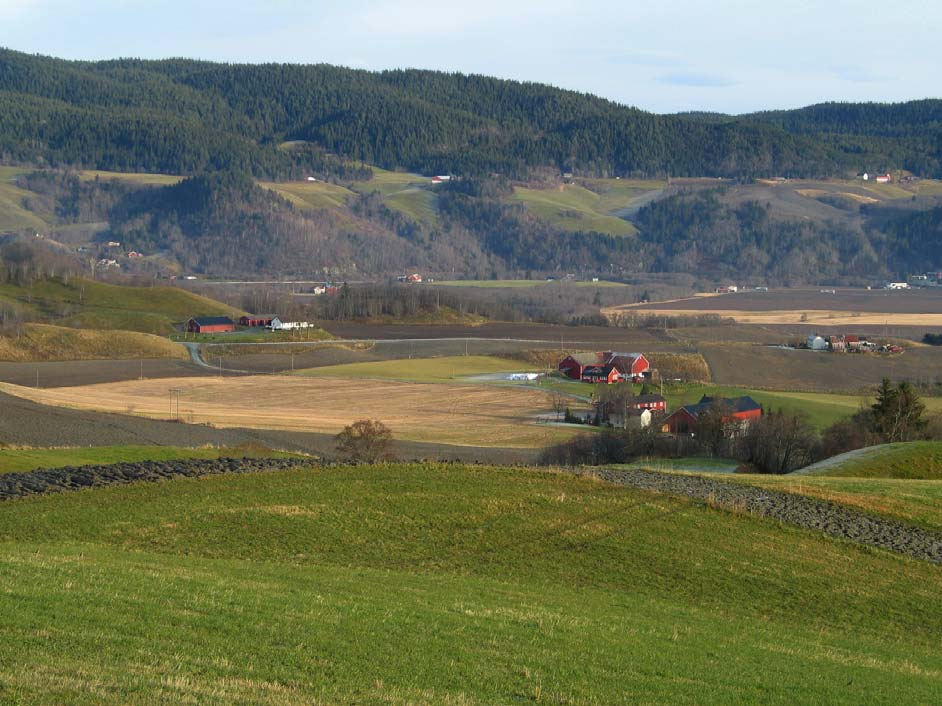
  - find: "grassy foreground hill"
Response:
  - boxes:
[0,463,939,704]
[0,323,186,361]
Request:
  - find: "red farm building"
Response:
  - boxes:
[558,353,605,380]
[187,316,235,334]
[239,314,276,327]
[631,393,667,413]
[661,395,762,435]
[605,352,651,382]
[581,364,622,384]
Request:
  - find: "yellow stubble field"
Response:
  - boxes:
[0,376,562,448]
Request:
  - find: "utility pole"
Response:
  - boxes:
[35,369,39,388]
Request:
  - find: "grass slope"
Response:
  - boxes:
[725,473,942,534]
[510,184,640,236]
[0,277,241,334]
[0,464,939,705]
[0,444,294,474]
[798,441,942,479]
[260,180,355,210]
[0,323,186,361]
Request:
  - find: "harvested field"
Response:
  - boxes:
[702,344,942,393]
[0,392,538,463]
[610,288,942,325]
[0,376,560,448]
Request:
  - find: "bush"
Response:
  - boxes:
[335,419,393,462]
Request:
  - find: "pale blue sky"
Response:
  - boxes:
[0,0,937,113]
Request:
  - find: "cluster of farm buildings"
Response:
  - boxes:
[803,333,902,354]
[185,315,317,333]
[556,351,762,435]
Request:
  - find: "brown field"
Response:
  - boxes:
[0,376,562,448]
[702,344,942,392]
[610,289,942,324]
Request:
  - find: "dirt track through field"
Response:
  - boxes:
[594,468,942,563]
[0,376,558,448]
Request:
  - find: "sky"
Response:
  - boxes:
[0,0,938,114]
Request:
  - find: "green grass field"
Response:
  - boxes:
[174,327,331,344]
[0,277,241,335]
[294,354,528,382]
[76,170,183,186]
[0,463,940,704]
[261,180,356,210]
[510,184,640,236]
[351,167,438,223]
[0,444,296,474]
[0,166,50,231]
[797,441,942,479]
[724,473,942,534]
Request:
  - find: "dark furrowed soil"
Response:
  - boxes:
[594,468,942,563]
[0,392,538,464]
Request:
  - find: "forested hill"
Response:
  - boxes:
[2,48,939,179]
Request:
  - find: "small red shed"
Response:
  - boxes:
[239,315,276,327]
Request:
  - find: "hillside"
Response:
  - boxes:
[0,463,939,704]
[0,323,186,361]
[0,276,241,334]
[0,48,896,180]
[3,49,942,280]
[796,441,942,479]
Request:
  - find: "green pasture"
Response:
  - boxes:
[432,278,629,288]
[261,180,355,210]
[510,184,640,236]
[0,166,49,231]
[0,277,241,335]
[797,441,942,479]
[76,169,183,186]
[0,463,938,705]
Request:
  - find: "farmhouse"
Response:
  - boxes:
[239,314,276,327]
[187,316,235,333]
[661,395,762,435]
[632,393,666,412]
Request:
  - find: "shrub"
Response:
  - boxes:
[335,419,393,463]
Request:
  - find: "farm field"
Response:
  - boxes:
[0,375,562,447]
[75,169,183,186]
[0,165,48,231]
[293,354,532,382]
[0,463,939,705]
[612,288,942,326]
[723,473,942,534]
[260,180,355,210]
[510,184,640,236]
[702,344,942,393]
[0,444,294,474]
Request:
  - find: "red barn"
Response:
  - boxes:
[239,315,276,327]
[558,353,605,380]
[605,352,651,382]
[581,364,622,384]
[187,316,235,333]
[661,395,762,435]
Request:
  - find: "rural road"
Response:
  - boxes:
[594,467,942,563]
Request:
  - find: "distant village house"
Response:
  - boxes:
[661,395,762,435]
